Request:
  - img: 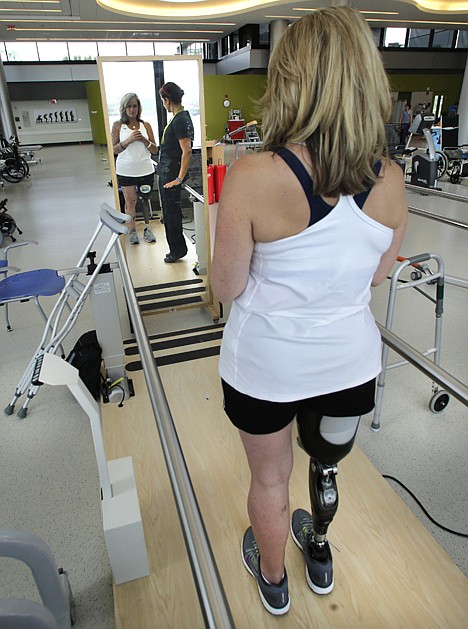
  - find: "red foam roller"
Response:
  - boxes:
[207,164,215,205]
[214,164,227,202]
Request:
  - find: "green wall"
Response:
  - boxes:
[85,80,107,145]
[388,73,463,110]
[204,75,267,141]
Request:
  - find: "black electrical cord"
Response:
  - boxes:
[383,475,468,538]
[112,383,125,408]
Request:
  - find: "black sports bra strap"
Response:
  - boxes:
[353,161,383,209]
[275,148,335,227]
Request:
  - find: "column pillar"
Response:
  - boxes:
[458,54,468,144]
[0,60,17,141]
[270,19,288,52]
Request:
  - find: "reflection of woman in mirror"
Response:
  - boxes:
[112,92,158,244]
[158,82,194,263]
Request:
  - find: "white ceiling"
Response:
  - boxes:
[0,0,466,45]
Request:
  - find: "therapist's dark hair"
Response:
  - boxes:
[160,82,185,105]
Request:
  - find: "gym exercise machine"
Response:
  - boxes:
[406,113,439,189]
[36,352,149,585]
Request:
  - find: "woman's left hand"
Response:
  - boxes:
[163,179,182,188]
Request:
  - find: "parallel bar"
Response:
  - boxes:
[408,205,468,230]
[377,323,468,408]
[406,183,468,203]
[115,240,235,629]
[184,184,204,204]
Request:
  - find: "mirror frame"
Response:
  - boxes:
[96,54,220,320]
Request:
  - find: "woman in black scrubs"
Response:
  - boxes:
[158,82,194,263]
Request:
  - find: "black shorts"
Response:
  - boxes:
[221,378,376,435]
[117,172,154,188]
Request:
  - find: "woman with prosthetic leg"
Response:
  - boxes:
[212,7,407,617]
[292,391,373,594]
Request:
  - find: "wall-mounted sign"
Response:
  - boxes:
[34,108,77,124]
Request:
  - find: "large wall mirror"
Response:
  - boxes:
[97,55,220,321]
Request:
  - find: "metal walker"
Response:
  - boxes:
[372,252,449,431]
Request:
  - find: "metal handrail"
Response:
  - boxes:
[377,323,468,408]
[408,205,468,230]
[184,183,204,204]
[406,183,468,203]
[115,239,235,629]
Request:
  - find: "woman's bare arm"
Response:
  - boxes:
[211,159,255,303]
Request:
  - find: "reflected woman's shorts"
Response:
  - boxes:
[117,172,154,188]
[221,378,376,435]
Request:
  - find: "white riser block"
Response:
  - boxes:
[102,457,150,585]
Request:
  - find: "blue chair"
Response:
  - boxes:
[0,241,65,331]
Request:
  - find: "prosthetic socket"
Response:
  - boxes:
[296,406,360,544]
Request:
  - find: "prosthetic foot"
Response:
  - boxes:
[292,406,361,593]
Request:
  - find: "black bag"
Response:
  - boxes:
[66,331,102,400]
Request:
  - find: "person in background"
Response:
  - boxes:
[399,102,413,145]
[211,7,407,616]
[158,82,194,263]
[112,92,157,245]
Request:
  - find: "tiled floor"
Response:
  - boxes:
[0,144,466,628]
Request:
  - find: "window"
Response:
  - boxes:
[5,42,39,61]
[432,29,454,48]
[185,43,203,56]
[153,42,180,55]
[408,29,430,48]
[37,42,69,61]
[97,41,127,56]
[68,41,98,60]
[259,23,269,47]
[126,41,155,56]
[384,28,407,48]
[0,42,6,62]
[455,30,468,48]
[371,28,382,47]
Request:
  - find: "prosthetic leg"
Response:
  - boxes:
[291,406,360,594]
[138,185,156,243]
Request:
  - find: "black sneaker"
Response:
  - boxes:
[241,527,290,615]
[291,509,334,594]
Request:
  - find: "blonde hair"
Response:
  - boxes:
[260,7,391,196]
[119,93,142,124]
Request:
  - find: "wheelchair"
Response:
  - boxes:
[0,198,23,245]
[436,145,468,184]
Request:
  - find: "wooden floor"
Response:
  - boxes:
[101,219,468,628]
[102,354,468,628]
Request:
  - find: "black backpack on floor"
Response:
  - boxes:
[66,331,102,400]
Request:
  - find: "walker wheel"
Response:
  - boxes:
[411,270,422,281]
[429,390,450,413]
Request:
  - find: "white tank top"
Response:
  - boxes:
[116,123,154,178]
[219,193,393,402]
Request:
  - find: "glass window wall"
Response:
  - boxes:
[68,41,98,60]
[97,41,126,56]
[36,41,69,61]
[408,29,430,47]
[432,29,454,48]
[5,42,39,61]
[126,41,155,56]
[384,28,407,48]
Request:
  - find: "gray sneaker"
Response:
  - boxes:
[129,228,139,245]
[291,509,334,594]
[241,527,290,616]
[143,226,156,243]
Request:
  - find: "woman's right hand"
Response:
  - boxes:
[127,129,145,144]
